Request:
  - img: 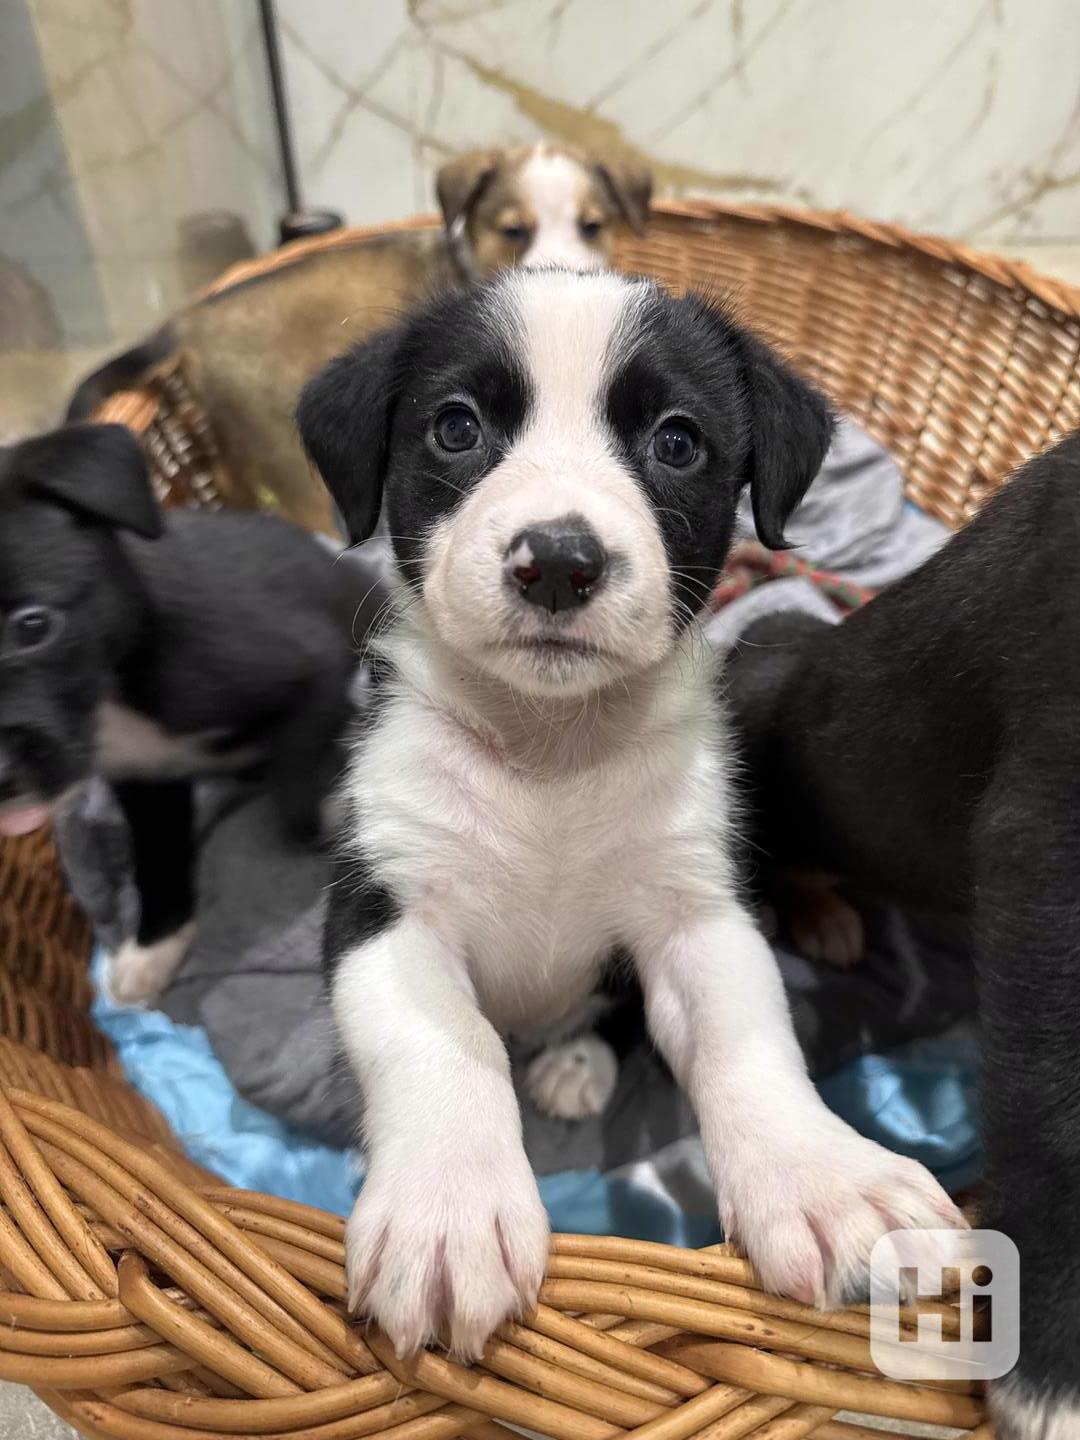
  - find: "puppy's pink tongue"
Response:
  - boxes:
[0,803,52,837]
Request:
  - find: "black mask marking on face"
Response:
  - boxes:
[299,275,832,624]
[606,289,832,624]
[298,287,533,586]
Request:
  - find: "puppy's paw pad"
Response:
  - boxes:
[106,922,196,1007]
[526,1035,618,1120]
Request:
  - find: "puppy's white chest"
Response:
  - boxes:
[356,694,724,1032]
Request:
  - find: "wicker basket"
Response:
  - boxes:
[5,199,1080,1439]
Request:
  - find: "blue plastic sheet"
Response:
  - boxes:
[93,952,980,1236]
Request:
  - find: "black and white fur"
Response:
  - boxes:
[297,268,964,1361]
[0,423,362,1003]
[726,432,1080,1440]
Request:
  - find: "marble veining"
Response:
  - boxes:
[275,0,1080,244]
[2,0,1079,381]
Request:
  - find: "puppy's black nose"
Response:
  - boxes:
[506,518,606,613]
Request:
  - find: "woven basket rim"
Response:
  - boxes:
[199,198,1080,321]
[0,1085,988,1436]
[89,194,1080,544]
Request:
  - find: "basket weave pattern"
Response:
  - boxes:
[92,201,1080,531]
[5,199,1079,1436]
[0,1083,987,1439]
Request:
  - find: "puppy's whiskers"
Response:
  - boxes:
[419,470,470,500]
[349,575,394,649]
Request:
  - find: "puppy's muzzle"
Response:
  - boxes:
[0,746,16,805]
[505,517,606,615]
[0,735,32,805]
[0,722,70,803]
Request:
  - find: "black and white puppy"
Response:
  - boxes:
[726,431,1080,1440]
[0,423,362,1002]
[298,269,964,1361]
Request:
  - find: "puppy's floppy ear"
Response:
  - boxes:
[296,325,401,544]
[593,155,652,233]
[19,422,163,539]
[735,326,834,551]
[436,149,499,230]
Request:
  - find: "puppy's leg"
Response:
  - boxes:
[332,909,550,1360]
[629,901,964,1307]
[108,780,196,1006]
[975,746,1080,1439]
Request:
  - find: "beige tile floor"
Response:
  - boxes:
[5,238,1079,1437]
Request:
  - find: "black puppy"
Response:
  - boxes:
[726,430,1080,1438]
[0,422,366,1003]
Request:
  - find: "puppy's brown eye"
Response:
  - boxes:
[580,218,604,240]
[652,421,698,469]
[501,225,529,243]
[434,405,481,453]
[7,605,60,652]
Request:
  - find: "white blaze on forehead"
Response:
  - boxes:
[518,146,603,271]
[421,268,675,692]
[494,269,648,442]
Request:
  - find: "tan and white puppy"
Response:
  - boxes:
[66,145,651,535]
[438,142,651,275]
[298,268,965,1362]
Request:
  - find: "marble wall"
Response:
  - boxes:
[277,0,1080,246]
[3,0,1079,398]
[3,0,282,351]
[0,0,106,351]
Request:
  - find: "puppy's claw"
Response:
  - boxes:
[786,1268,824,1309]
[347,1220,388,1315]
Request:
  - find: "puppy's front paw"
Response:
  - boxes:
[988,1234,1080,1439]
[992,1374,1080,1439]
[721,1118,966,1309]
[346,1149,550,1360]
[526,1034,618,1120]
[106,922,196,1007]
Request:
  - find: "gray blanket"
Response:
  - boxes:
[56,419,975,1170]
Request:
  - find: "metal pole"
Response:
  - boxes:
[258,0,302,216]
[258,0,343,242]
